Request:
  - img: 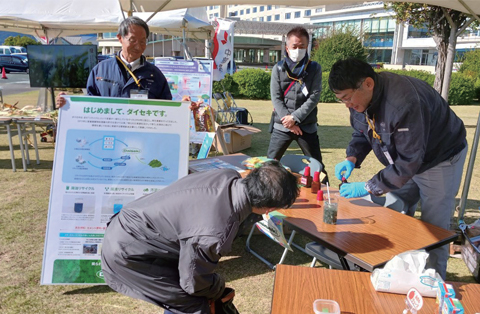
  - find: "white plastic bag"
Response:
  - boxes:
[370,250,443,297]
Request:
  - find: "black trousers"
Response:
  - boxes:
[267,128,328,181]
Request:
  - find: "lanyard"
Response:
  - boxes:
[116,55,142,89]
[365,115,382,143]
[284,60,310,96]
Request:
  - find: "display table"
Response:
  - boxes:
[275,187,457,271]
[271,264,480,313]
[12,117,54,171]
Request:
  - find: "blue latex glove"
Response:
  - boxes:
[335,160,355,180]
[340,182,369,198]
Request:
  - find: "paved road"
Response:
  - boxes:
[0,72,39,96]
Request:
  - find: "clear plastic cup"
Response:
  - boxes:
[313,299,340,314]
[323,193,339,224]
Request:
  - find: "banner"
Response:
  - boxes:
[156,58,216,157]
[212,18,235,81]
[41,96,190,284]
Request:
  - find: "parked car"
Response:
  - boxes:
[0,54,29,73]
[0,45,16,55]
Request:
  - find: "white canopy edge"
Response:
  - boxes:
[119,0,480,16]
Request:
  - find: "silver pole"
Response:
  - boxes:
[457,111,480,224]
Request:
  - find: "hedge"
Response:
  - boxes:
[212,67,475,105]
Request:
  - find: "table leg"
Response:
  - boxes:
[31,124,40,164]
[6,124,16,172]
[23,125,31,165]
[16,123,27,171]
[245,224,276,270]
[339,256,351,270]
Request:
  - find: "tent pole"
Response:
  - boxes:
[458,0,480,23]
[456,0,480,224]
[182,24,192,60]
[457,109,480,224]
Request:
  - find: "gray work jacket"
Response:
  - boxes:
[270,59,322,133]
[101,169,252,313]
[347,71,466,195]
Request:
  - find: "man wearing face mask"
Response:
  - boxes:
[267,26,328,183]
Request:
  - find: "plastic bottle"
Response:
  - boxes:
[311,171,320,194]
[300,166,312,188]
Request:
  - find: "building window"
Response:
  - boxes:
[267,5,272,10]
[214,5,219,9]
[230,11,237,17]
[253,7,257,13]
[253,18,257,21]
[214,13,219,17]
[275,14,280,21]
[240,10,244,15]
[305,10,311,17]
[294,11,301,18]
[209,14,213,19]
[246,8,250,14]
[285,13,291,19]
[260,17,264,22]
[209,6,213,10]
[407,25,430,38]
[315,8,323,13]
[267,16,272,22]
[275,5,281,9]
[260,6,264,12]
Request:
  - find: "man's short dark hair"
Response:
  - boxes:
[243,160,299,209]
[287,26,309,43]
[328,57,376,92]
[118,16,150,38]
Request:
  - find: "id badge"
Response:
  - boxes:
[381,145,394,165]
[301,83,308,97]
[130,89,148,99]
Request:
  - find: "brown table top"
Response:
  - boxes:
[276,187,458,271]
[272,264,480,314]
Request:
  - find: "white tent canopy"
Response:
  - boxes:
[0,0,212,40]
[134,8,212,39]
[120,0,480,16]
[0,0,124,39]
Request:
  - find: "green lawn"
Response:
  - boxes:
[0,92,479,313]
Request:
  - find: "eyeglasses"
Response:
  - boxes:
[336,78,366,103]
[124,36,147,46]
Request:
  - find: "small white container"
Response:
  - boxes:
[313,299,340,314]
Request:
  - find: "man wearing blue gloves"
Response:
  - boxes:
[328,58,467,279]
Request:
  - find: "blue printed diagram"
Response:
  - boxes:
[62,129,180,185]
[78,136,156,170]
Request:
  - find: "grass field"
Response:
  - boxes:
[1,91,479,313]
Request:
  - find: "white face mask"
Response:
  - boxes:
[288,48,307,62]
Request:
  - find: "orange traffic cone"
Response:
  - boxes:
[1,67,7,79]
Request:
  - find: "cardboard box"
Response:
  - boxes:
[215,124,261,153]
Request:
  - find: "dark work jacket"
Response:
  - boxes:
[101,169,252,314]
[86,52,172,100]
[347,71,466,195]
[270,59,322,133]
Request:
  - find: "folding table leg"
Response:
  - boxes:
[31,124,40,164]
[6,124,16,172]
[16,123,27,171]
[277,230,297,265]
[245,224,276,269]
[339,255,351,270]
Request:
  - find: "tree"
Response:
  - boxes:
[3,35,40,47]
[311,28,368,72]
[459,49,480,99]
[387,3,475,102]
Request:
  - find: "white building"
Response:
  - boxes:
[207,2,480,69]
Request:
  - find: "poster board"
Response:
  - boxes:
[155,58,218,156]
[41,96,190,284]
